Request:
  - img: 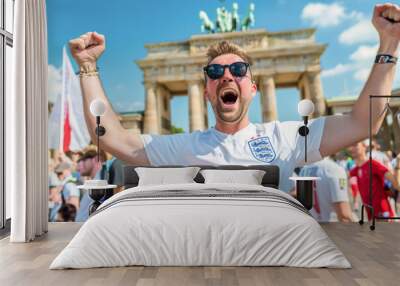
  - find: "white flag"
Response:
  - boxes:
[48,47,91,152]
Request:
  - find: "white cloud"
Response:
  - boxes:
[321,63,353,78]
[301,3,377,45]
[301,2,346,28]
[349,44,378,62]
[350,44,378,81]
[323,44,378,81]
[338,18,378,45]
[353,68,370,81]
[309,3,400,93]
[348,11,364,21]
[47,64,62,103]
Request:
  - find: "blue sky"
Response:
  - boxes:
[47,0,399,132]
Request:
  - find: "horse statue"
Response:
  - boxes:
[199,10,215,33]
[199,2,254,34]
[216,7,229,33]
[231,3,240,32]
[225,8,233,32]
[241,3,255,31]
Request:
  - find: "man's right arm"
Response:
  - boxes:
[79,72,150,165]
[69,32,150,165]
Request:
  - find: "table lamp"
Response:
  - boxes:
[297,99,314,163]
[89,99,107,162]
[289,99,320,210]
[77,99,116,215]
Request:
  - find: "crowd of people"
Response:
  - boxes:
[48,145,124,222]
[48,139,400,223]
[298,139,400,223]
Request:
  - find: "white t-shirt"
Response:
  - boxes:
[300,158,349,222]
[140,118,326,192]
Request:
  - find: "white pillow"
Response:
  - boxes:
[135,167,200,186]
[200,169,266,185]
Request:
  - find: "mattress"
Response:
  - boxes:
[50,183,351,269]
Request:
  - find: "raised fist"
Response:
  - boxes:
[69,32,105,67]
[372,3,400,41]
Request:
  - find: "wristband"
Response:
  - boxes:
[375,54,398,64]
[76,66,99,77]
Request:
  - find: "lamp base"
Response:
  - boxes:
[87,187,116,215]
[296,180,313,210]
[88,188,107,215]
[289,176,320,210]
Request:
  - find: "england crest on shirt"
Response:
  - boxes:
[248,136,276,163]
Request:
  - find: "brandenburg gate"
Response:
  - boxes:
[136,28,327,134]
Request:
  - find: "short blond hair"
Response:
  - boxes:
[206,41,252,65]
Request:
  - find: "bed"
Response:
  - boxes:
[50,165,351,269]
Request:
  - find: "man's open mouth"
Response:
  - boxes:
[220,89,238,105]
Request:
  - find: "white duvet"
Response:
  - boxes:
[50,183,351,269]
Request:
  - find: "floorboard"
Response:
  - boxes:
[0,222,399,286]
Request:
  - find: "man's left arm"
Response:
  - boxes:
[320,3,400,157]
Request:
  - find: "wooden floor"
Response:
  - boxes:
[0,222,399,286]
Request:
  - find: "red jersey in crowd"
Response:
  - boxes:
[349,159,395,219]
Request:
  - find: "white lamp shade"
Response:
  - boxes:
[298,99,315,117]
[90,99,106,117]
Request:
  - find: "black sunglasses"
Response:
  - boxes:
[203,62,250,80]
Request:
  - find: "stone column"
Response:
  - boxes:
[306,71,326,117]
[156,85,172,134]
[259,75,277,122]
[298,75,311,100]
[198,83,208,129]
[188,81,205,132]
[143,82,159,134]
[156,85,163,133]
[164,90,172,134]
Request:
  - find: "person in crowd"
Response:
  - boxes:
[299,157,354,222]
[48,172,62,222]
[75,149,107,222]
[54,162,81,213]
[56,204,77,222]
[65,150,84,182]
[369,139,398,211]
[370,139,393,171]
[390,152,400,213]
[79,148,107,179]
[348,176,360,211]
[334,152,359,211]
[101,157,125,194]
[335,152,348,171]
[348,141,399,219]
